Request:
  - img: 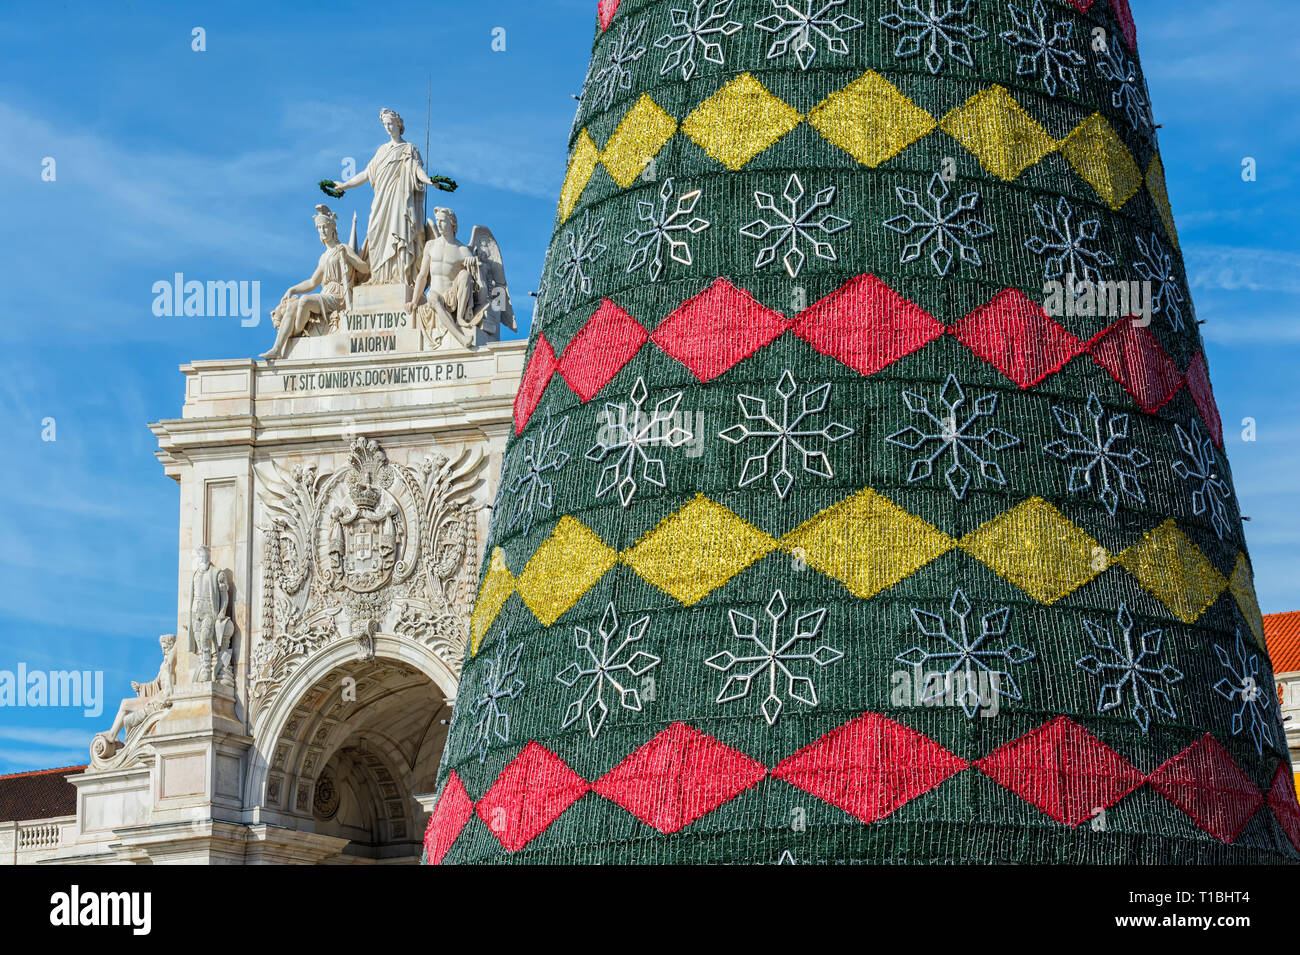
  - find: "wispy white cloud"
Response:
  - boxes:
[1185,245,1300,295]
[0,101,304,265]
[0,748,86,772]
[0,727,94,748]
[1141,1,1300,90]
[282,99,563,200]
[1201,315,1300,346]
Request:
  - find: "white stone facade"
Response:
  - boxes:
[15,281,525,863]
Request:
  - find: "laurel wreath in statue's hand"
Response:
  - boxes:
[319,175,453,196]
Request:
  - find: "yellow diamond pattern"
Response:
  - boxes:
[939,85,1059,180]
[806,71,936,168]
[623,495,775,605]
[561,77,1174,223]
[465,494,1240,635]
[681,73,802,171]
[514,516,618,626]
[558,130,600,223]
[1117,520,1228,624]
[1146,153,1179,247]
[1060,113,1144,210]
[1229,554,1266,648]
[470,548,515,655]
[959,497,1102,604]
[781,488,955,600]
[600,93,678,188]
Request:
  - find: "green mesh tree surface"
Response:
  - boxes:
[424,0,1299,864]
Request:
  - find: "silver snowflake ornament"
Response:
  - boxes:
[1213,629,1277,756]
[504,408,571,536]
[1172,419,1233,541]
[880,0,988,75]
[1096,35,1154,131]
[884,171,994,276]
[1133,231,1187,331]
[706,589,843,726]
[655,0,743,81]
[740,173,850,278]
[549,210,608,314]
[1025,196,1114,296]
[887,374,1020,500]
[1045,392,1150,516]
[466,640,526,762]
[1000,0,1085,95]
[587,18,649,111]
[587,376,693,507]
[896,589,1035,719]
[625,177,710,281]
[755,0,863,71]
[1077,604,1182,733]
[558,602,660,738]
[719,369,854,500]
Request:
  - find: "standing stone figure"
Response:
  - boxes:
[260,205,370,360]
[331,108,436,287]
[190,546,234,685]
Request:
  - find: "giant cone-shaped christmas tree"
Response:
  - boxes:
[425,0,1298,864]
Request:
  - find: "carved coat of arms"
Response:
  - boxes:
[251,437,482,721]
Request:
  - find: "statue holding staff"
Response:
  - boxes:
[328,108,455,287]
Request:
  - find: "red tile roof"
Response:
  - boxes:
[1264,612,1300,676]
[0,765,84,822]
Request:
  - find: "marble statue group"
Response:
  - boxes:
[260,108,515,359]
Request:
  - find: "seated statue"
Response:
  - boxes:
[93,633,177,756]
[406,207,514,349]
[261,205,370,360]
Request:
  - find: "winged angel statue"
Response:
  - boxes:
[406,206,516,349]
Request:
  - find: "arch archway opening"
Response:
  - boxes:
[258,656,453,864]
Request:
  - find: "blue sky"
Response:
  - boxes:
[0,0,1296,773]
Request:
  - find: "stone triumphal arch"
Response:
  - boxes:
[42,164,525,863]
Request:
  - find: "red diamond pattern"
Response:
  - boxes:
[975,716,1146,826]
[597,0,621,31]
[529,278,1219,424]
[433,718,1294,860]
[513,335,557,434]
[1087,319,1184,413]
[1148,734,1263,843]
[1184,353,1224,448]
[1267,764,1300,852]
[592,722,768,833]
[557,299,648,401]
[792,274,946,376]
[476,742,590,852]
[423,771,474,865]
[652,278,791,382]
[951,289,1087,388]
[772,713,968,823]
